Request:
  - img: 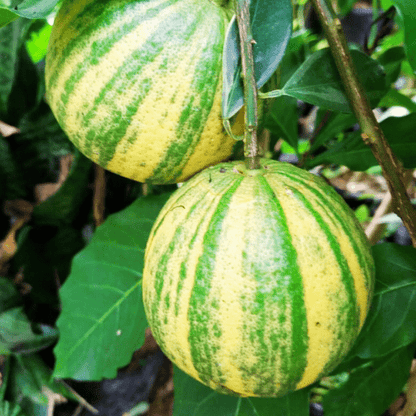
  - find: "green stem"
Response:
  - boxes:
[311,0,416,247]
[235,0,260,170]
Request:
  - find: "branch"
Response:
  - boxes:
[235,0,260,170]
[311,0,416,247]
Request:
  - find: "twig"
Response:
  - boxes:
[235,0,260,170]
[71,404,83,416]
[365,170,414,244]
[365,191,392,244]
[311,0,416,247]
[398,360,416,416]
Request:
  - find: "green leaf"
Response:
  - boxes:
[308,113,416,170]
[264,96,299,151]
[379,88,416,113]
[14,225,84,309]
[309,111,356,153]
[391,1,416,72]
[0,137,26,199]
[277,30,318,88]
[53,193,172,380]
[273,48,387,113]
[351,244,416,359]
[11,101,73,187]
[7,44,42,125]
[8,355,59,407]
[0,401,26,416]
[0,8,19,28]
[0,0,59,20]
[338,0,356,15]
[0,19,22,117]
[222,0,292,119]
[0,354,11,401]
[354,204,370,223]
[7,354,93,413]
[32,151,92,226]
[323,346,413,416]
[173,366,310,416]
[0,277,21,314]
[0,307,58,355]
[377,46,406,85]
[25,20,51,63]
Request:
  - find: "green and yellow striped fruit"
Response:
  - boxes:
[45,0,236,184]
[143,159,375,397]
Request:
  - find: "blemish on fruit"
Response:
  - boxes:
[220,168,227,173]
[168,205,186,213]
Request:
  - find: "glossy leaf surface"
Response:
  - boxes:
[391,1,416,72]
[308,113,416,170]
[222,0,292,119]
[53,193,171,380]
[351,244,416,359]
[323,346,413,416]
[0,0,58,22]
[270,48,387,113]
[174,365,310,416]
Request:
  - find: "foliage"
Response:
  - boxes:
[0,0,416,415]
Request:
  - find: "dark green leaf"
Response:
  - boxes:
[0,19,21,117]
[0,277,21,314]
[174,365,310,416]
[277,31,318,88]
[264,96,298,151]
[379,88,416,113]
[377,46,406,85]
[8,355,50,407]
[11,325,58,355]
[0,354,11,401]
[351,244,416,359]
[0,8,19,28]
[53,193,172,380]
[0,307,57,355]
[0,401,26,416]
[32,151,92,226]
[0,137,26,199]
[391,1,416,72]
[7,44,42,125]
[8,354,93,413]
[10,101,72,188]
[338,0,356,15]
[323,346,413,416]
[222,0,292,119]
[277,48,387,113]
[310,111,357,153]
[308,113,416,170]
[14,226,85,309]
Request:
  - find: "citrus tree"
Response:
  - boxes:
[0,0,416,415]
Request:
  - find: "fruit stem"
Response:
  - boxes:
[235,0,261,170]
[311,0,416,247]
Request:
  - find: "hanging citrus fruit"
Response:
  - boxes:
[143,159,375,397]
[45,0,236,184]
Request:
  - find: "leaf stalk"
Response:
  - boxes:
[235,0,261,170]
